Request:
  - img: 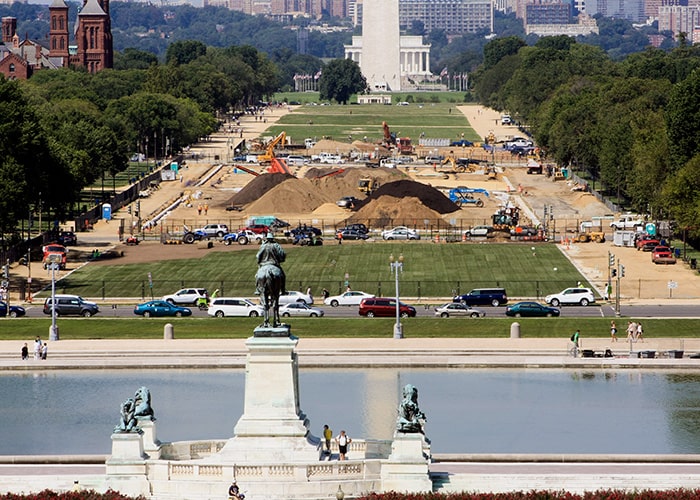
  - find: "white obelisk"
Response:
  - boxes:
[361,0,402,91]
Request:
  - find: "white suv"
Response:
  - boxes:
[163,288,208,305]
[545,288,595,307]
[208,298,263,317]
[195,224,229,237]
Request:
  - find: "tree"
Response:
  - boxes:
[318,59,367,104]
[114,48,158,70]
[483,36,526,70]
[166,40,207,66]
[666,70,700,169]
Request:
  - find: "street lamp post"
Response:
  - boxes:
[389,253,404,339]
[47,254,61,341]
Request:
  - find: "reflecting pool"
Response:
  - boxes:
[2,368,700,456]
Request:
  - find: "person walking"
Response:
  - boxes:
[335,430,351,460]
[21,343,28,360]
[570,329,580,357]
[610,320,618,342]
[33,336,42,360]
[322,288,329,300]
[41,342,48,360]
[322,424,332,455]
[626,321,637,341]
[636,322,644,342]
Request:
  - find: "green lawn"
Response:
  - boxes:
[266,101,481,145]
[47,243,587,300]
[1,317,698,340]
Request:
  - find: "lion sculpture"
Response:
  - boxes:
[133,386,155,420]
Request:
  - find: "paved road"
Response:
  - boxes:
[18,303,700,318]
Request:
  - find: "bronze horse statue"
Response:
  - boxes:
[255,234,286,328]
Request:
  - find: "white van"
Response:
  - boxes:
[285,155,308,166]
[207,298,263,317]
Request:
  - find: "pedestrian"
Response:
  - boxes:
[34,336,42,360]
[179,174,183,183]
[228,481,241,499]
[636,322,644,342]
[322,288,329,300]
[204,203,209,215]
[610,320,618,342]
[570,329,580,357]
[605,283,612,301]
[41,342,48,360]
[626,321,637,341]
[323,424,332,455]
[337,231,343,245]
[197,204,202,215]
[21,343,28,360]
[335,430,351,460]
[306,286,312,299]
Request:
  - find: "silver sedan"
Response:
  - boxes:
[434,303,485,318]
[279,303,325,317]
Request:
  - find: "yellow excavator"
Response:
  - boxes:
[358,178,380,195]
[257,132,286,164]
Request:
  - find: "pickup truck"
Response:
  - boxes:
[652,246,677,264]
[610,215,644,231]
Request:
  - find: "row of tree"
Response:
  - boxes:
[0,42,280,240]
[471,35,700,236]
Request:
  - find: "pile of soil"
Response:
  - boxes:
[305,167,406,201]
[245,177,334,213]
[356,180,459,215]
[227,173,292,206]
[350,196,447,226]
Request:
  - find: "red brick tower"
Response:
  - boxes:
[48,0,70,66]
[75,0,113,73]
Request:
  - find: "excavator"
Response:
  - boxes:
[381,122,413,154]
[256,131,293,176]
[358,178,380,195]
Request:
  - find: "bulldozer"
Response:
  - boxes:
[358,178,379,195]
[572,231,605,243]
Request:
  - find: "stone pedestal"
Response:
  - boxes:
[138,418,161,459]
[381,433,432,493]
[219,331,321,462]
[106,432,147,475]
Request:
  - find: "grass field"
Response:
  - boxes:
[1,317,698,340]
[266,101,482,145]
[49,243,588,300]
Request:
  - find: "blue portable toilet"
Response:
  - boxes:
[102,203,112,221]
[645,222,656,236]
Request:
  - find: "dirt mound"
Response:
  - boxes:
[357,179,459,215]
[227,173,292,206]
[245,177,334,213]
[304,167,407,201]
[350,196,446,226]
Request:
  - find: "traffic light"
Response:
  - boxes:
[611,268,617,278]
[609,253,615,267]
[2,264,8,279]
[620,265,625,278]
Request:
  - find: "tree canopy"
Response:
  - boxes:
[318,58,367,104]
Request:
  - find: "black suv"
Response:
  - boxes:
[453,288,508,307]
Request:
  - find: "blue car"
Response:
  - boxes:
[134,300,192,318]
[505,302,560,318]
[0,301,25,318]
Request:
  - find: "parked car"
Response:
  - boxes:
[336,196,360,208]
[285,155,308,166]
[510,226,539,236]
[194,224,229,238]
[652,246,677,265]
[500,114,512,125]
[424,155,444,164]
[223,230,262,246]
[506,138,533,149]
[359,298,416,318]
[610,214,644,231]
[324,291,375,307]
[450,139,473,147]
[636,235,660,250]
[162,288,208,306]
[381,226,420,240]
[43,295,99,317]
[56,231,77,246]
[245,224,270,235]
[0,301,25,318]
[290,225,322,237]
[505,302,560,317]
[134,300,192,318]
[335,229,369,241]
[434,303,485,318]
[345,223,369,233]
[544,288,595,307]
[279,290,314,305]
[207,298,263,317]
[280,303,324,317]
[453,288,508,307]
[466,226,495,238]
[639,240,660,252]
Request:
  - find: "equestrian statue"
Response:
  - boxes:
[255,232,286,329]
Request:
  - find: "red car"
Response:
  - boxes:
[636,235,659,250]
[245,224,270,234]
[359,298,416,318]
[652,246,677,264]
